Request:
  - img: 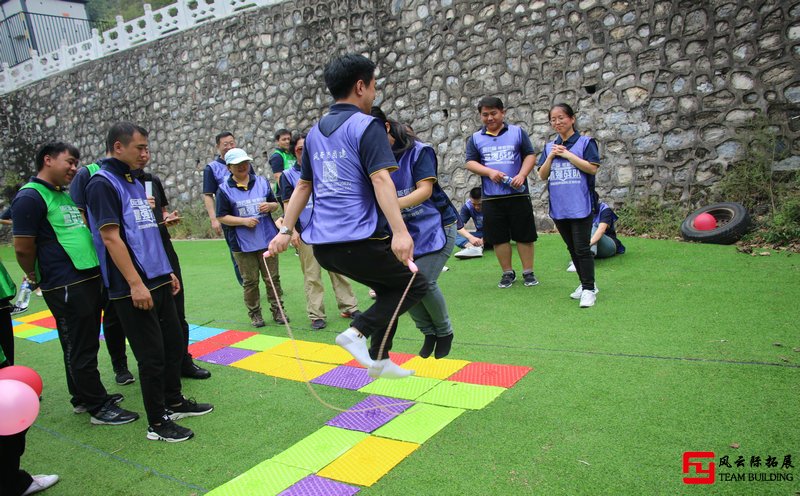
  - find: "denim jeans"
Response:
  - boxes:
[407,223,456,337]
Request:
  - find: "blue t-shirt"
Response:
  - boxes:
[11,177,101,290]
[216,173,278,252]
[69,164,95,211]
[84,158,172,298]
[299,103,398,239]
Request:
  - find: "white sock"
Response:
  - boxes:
[335,328,373,367]
[368,358,415,379]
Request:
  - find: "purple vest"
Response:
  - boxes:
[281,166,313,232]
[392,142,446,257]
[472,125,529,197]
[207,158,229,186]
[464,199,484,231]
[91,169,173,287]
[302,112,379,245]
[218,176,278,252]
[545,135,592,220]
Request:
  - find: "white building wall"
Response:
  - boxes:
[23,1,88,19]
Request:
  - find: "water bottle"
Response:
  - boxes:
[502,175,526,193]
[15,279,31,311]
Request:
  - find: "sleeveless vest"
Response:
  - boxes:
[90,169,173,286]
[392,142,446,257]
[274,149,297,170]
[0,260,16,301]
[86,163,100,175]
[281,166,313,232]
[471,125,529,197]
[218,175,278,252]
[302,112,379,245]
[207,157,229,187]
[545,135,594,220]
[20,181,99,276]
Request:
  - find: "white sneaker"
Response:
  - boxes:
[579,289,597,308]
[566,261,576,272]
[570,284,599,300]
[22,474,59,495]
[454,246,483,259]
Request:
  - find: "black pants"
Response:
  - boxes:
[314,239,428,360]
[43,277,109,413]
[101,293,128,374]
[163,240,193,370]
[0,429,32,496]
[112,284,184,424]
[554,215,595,290]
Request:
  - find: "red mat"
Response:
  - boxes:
[344,351,415,369]
[28,316,57,329]
[187,340,227,357]
[447,362,532,388]
[205,330,257,346]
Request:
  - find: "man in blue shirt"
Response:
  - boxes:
[465,96,539,288]
[268,54,427,379]
[85,122,213,442]
[454,186,485,259]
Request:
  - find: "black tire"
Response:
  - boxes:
[680,202,751,245]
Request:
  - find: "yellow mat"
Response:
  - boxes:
[266,340,327,360]
[317,435,419,487]
[12,323,52,336]
[15,310,53,323]
[261,354,337,382]
[303,343,354,365]
[229,352,285,374]
[401,356,471,380]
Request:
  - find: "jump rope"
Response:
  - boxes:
[261,251,419,415]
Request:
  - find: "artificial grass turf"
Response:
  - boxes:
[1,234,798,495]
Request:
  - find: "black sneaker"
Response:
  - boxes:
[115,369,135,385]
[74,393,124,414]
[498,270,516,289]
[146,418,194,442]
[181,362,211,380]
[311,319,327,330]
[273,313,290,324]
[166,397,214,420]
[523,272,539,287]
[90,403,140,425]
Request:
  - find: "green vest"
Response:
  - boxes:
[275,149,296,170]
[86,163,100,175]
[20,181,99,274]
[0,260,16,301]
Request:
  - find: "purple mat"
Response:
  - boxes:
[196,347,257,365]
[278,475,360,496]
[310,365,375,390]
[326,395,414,433]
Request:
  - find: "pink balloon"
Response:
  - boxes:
[0,379,40,435]
[694,212,717,231]
[0,365,43,396]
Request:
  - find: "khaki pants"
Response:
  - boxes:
[232,250,283,320]
[297,241,358,320]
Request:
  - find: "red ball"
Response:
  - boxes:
[694,212,717,231]
[0,365,43,397]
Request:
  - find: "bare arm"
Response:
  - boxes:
[13,236,38,282]
[466,160,505,183]
[203,194,222,235]
[99,225,153,310]
[397,179,434,210]
[372,169,414,263]
[218,215,259,228]
[457,227,483,247]
[267,180,312,256]
[590,222,609,246]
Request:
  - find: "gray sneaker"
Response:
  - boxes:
[90,403,139,425]
[498,271,516,288]
[523,272,539,286]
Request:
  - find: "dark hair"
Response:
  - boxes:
[324,53,376,100]
[549,103,577,131]
[290,133,306,152]
[469,187,482,200]
[369,106,415,155]
[215,131,234,145]
[274,129,291,141]
[106,122,148,154]
[34,142,80,171]
[477,96,504,112]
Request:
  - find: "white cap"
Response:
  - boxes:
[224,148,253,165]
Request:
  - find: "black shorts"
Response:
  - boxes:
[482,195,538,244]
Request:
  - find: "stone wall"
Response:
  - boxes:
[1,0,798,229]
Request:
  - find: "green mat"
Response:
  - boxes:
[373,403,466,444]
[415,381,507,410]
[206,460,310,496]
[270,425,368,472]
[14,326,52,338]
[230,334,288,352]
[358,376,442,400]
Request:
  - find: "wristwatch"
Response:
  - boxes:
[279,226,293,236]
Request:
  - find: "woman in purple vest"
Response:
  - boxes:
[537,103,601,308]
[372,108,460,359]
[216,148,286,327]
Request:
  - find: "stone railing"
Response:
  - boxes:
[0,0,282,95]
